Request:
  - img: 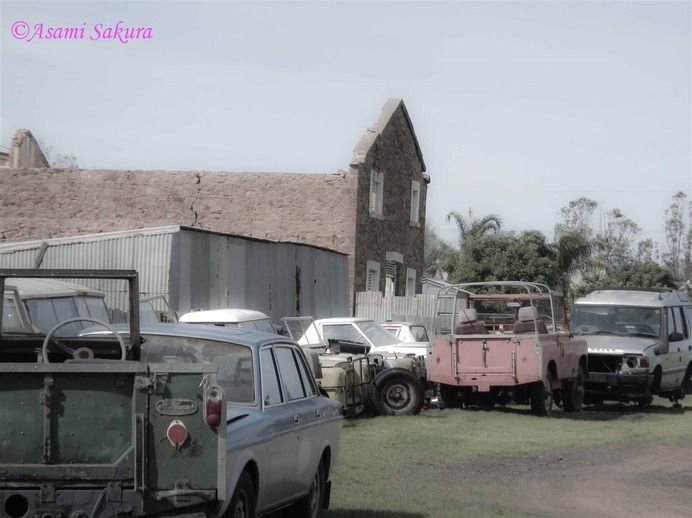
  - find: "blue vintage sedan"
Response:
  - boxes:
[125,323,344,518]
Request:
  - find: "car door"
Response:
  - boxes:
[258,345,300,509]
[259,344,319,509]
[663,306,689,389]
[272,345,321,491]
[275,345,324,488]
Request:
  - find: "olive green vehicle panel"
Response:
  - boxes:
[0,362,146,481]
[147,371,221,492]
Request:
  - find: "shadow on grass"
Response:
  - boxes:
[436,401,691,421]
[325,511,426,518]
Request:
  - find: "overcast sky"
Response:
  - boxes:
[2,0,690,248]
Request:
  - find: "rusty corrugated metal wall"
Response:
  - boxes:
[0,226,349,325]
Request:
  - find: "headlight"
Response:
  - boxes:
[625,355,649,369]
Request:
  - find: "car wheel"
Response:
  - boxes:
[530,370,553,417]
[439,383,460,409]
[637,395,653,408]
[562,366,585,412]
[294,458,326,518]
[226,471,255,518]
[683,362,692,394]
[369,367,425,416]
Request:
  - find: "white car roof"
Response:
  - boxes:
[179,308,270,323]
[314,317,373,324]
[576,289,690,308]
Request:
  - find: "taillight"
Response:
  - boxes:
[204,386,223,428]
[167,420,188,447]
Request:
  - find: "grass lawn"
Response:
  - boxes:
[325,398,692,518]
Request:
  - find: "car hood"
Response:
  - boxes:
[370,341,429,357]
[582,334,662,355]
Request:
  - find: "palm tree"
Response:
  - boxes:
[424,222,454,278]
[553,225,593,299]
[446,209,502,247]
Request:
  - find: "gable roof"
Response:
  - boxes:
[350,98,426,172]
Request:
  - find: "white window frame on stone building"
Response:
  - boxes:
[365,260,381,292]
[409,180,420,226]
[384,251,403,296]
[405,268,417,297]
[369,169,384,219]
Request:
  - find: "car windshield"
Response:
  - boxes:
[321,320,401,347]
[25,295,111,336]
[140,334,256,405]
[570,305,662,338]
[355,320,401,346]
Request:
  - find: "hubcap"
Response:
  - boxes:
[385,382,411,410]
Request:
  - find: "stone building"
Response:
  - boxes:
[0,99,429,305]
[0,129,50,168]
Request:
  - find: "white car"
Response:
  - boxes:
[305,317,428,357]
[179,308,277,334]
[571,288,692,406]
[380,321,432,358]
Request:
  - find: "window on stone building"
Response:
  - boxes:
[405,268,417,297]
[369,169,384,218]
[384,260,398,296]
[366,260,380,292]
[410,180,420,225]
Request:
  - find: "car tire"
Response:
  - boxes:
[530,370,553,417]
[369,367,425,416]
[562,366,585,412]
[225,471,255,518]
[683,362,692,394]
[294,458,326,518]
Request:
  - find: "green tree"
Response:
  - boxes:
[446,209,502,247]
[597,208,641,272]
[423,222,454,278]
[558,197,598,229]
[447,231,559,287]
[553,225,592,298]
[662,191,692,286]
[572,261,676,302]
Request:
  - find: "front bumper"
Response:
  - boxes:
[585,371,654,399]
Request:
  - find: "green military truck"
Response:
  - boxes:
[0,269,226,518]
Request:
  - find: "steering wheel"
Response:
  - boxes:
[42,317,127,363]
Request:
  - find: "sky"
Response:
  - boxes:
[1,0,690,250]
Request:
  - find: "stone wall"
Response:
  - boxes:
[0,168,358,254]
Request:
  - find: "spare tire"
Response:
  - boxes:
[369,367,425,416]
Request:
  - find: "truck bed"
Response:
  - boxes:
[429,334,549,391]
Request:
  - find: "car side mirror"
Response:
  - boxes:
[668,332,684,343]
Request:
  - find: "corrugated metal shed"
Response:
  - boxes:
[0,226,349,324]
[354,291,440,334]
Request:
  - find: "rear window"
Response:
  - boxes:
[140,334,256,405]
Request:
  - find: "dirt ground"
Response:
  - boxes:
[452,429,692,517]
